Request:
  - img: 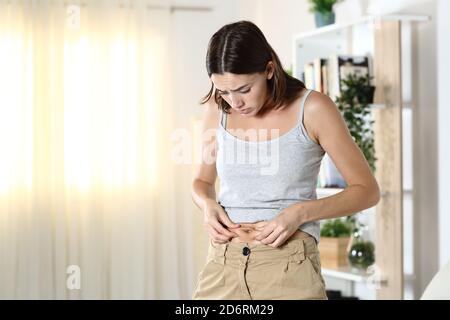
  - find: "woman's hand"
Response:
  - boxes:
[254,205,303,248]
[203,200,240,244]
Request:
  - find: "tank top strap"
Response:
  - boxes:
[298,89,313,127]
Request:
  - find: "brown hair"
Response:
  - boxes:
[200,20,306,114]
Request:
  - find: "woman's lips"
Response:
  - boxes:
[239,108,252,114]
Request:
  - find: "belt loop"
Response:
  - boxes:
[214,242,228,265]
[209,240,228,265]
[289,239,305,264]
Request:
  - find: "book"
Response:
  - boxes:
[303,55,370,99]
[313,58,328,93]
[322,64,329,96]
[328,55,369,100]
[304,62,315,90]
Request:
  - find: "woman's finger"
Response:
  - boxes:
[211,219,236,238]
[270,232,289,248]
[261,230,280,245]
[218,212,240,229]
[255,224,275,241]
[209,224,230,242]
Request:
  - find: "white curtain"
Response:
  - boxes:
[0,0,194,299]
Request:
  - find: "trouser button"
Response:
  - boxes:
[242,246,250,256]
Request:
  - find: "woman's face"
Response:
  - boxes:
[211,63,273,117]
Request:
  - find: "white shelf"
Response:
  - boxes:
[369,103,413,110]
[316,187,344,198]
[369,103,385,110]
[322,266,415,283]
[322,266,375,283]
[317,187,412,199]
[292,14,430,92]
[293,14,430,40]
[328,103,413,110]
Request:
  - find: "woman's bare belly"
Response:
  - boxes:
[226,221,310,245]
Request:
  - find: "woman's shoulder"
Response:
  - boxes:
[304,90,338,116]
[303,90,343,144]
[284,88,331,117]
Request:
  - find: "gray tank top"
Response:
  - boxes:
[215,89,326,242]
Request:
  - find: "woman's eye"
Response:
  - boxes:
[218,89,250,95]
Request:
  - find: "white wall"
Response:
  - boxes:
[437,0,450,268]
[387,0,440,298]
[231,0,314,71]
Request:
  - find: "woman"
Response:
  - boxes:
[190,20,380,300]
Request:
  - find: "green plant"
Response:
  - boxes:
[320,218,352,238]
[348,241,375,269]
[348,223,375,269]
[308,0,340,14]
[335,73,377,173]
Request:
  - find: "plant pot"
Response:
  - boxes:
[357,85,376,104]
[314,11,335,28]
[347,227,375,270]
[318,237,350,269]
[348,240,375,270]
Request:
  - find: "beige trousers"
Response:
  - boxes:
[192,233,328,300]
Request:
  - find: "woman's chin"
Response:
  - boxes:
[238,108,253,115]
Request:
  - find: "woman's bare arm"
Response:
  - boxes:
[191,99,239,242]
[190,99,220,211]
[296,91,381,224]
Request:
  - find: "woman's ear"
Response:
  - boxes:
[266,61,274,80]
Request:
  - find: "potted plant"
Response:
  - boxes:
[333,74,377,270]
[336,72,377,173]
[308,0,342,27]
[319,217,353,268]
[347,220,375,270]
[318,73,375,188]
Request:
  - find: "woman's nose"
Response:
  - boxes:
[230,95,244,109]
